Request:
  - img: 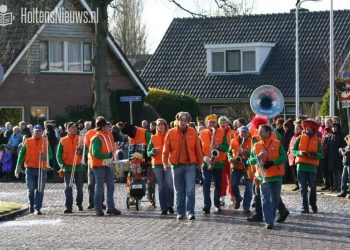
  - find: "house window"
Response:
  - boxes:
[31,107,49,124]
[282,104,295,119]
[212,52,224,72]
[226,50,241,72]
[40,41,93,73]
[211,106,227,116]
[0,107,24,126]
[242,51,256,71]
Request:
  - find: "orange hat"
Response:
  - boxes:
[205,114,218,123]
[301,119,319,132]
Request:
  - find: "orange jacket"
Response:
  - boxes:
[90,131,114,168]
[150,132,166,165]
[60,134,82,166]
[24,137,49,169]
[295,134,319,166]
[225,128,235,145]
[229,136,252,170]
[163,126,203,166]
[254,137,284,178]
[129,127,148,145]
[200,128,226,162]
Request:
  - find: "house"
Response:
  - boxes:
[0,0,148,125]
[141,10,350,119]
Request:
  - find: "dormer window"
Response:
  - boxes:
[205,42,275,75]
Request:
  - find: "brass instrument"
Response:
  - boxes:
[69,131,86,188]
[38,135,49,193]
[208,127,219,170]
[80,130,87,165]
[256,150,266,179]
[231,136,246,170]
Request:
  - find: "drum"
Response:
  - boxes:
[111,159,130,177]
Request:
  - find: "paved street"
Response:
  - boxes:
[0,182,349,249]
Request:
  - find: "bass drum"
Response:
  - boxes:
[250,85,284,118]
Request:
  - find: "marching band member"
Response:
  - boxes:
[218,116,235,206]
[227,126,253,212]
[15,125,53,215]
[163,112,203,220]
[90,117,121,216]
[147,118,174,215]
[200,114,228,214]
[249,124,287,229]
[56,122,85,213]
[292,119,322,213]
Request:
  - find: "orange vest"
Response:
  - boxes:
[150,132,165,165]
[295,134,319,166]
[90,131,114,168]
[200,128,226,162]
[60,134,82,166]
[129,127,148,145]
[254,137,284,178]
[225,128,235,145]
[163,126,203,166]
[230,136,252,170]
[24,137,49,169]
[86,129,97,167]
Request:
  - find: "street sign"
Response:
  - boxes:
[341,90,350,108]
[120,96,142,102]
[0,64,3,84]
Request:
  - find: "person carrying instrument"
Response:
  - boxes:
[90,117,121,216]
[15,124,53,215]
[57,122,85,213]
[199,114,228,214]
[147,118,174,215]
[163,112,203,220]
[218,116,235,206]
[248,124,287,229]
[292,119,322,213]
[227,126,253,213]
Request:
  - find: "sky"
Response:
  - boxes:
[142,0,350,53]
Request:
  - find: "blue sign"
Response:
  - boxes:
[120,96,142,102]
[0,64,3,84]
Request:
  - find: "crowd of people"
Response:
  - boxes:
[1,112,350,229]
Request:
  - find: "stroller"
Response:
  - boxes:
[125,144,156,211]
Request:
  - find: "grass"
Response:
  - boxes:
[0,201,22,215]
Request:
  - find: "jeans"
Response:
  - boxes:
[25,168,47,211]
[260,181,282,225]
[88,167,104,206]
[202,168,222,209]
[297,170,317,211]
[64,171,83,210]
[231,170,253,209]
[94,167,115,212]
[341,166,350,193]
[172,164,196,216]
[154,167,174,212]
[255,184,287,219]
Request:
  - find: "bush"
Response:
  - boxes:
[145,88,200,123]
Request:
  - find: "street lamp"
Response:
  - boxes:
[329,0,334,116]
[295,0,321,117]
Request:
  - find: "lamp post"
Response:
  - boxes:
[329,0,335,116]
[295,0,321,117]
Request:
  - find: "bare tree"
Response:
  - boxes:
[110,0,147,57]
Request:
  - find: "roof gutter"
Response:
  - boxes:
[198,96,322,104]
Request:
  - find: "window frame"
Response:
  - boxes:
[31,106,50,121]
[40,40,93,74]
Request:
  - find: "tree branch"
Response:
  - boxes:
[168,0,207,18]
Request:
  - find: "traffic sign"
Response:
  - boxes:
[120,96,142,102]
[341,90,350,108]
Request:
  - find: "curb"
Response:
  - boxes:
[0,204,28,222]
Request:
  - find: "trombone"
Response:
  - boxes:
[38,136,49,193]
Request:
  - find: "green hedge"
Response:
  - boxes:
[145,88,200,123]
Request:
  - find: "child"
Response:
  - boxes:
[337,134,350,198]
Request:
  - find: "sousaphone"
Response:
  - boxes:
[250,85,284,118]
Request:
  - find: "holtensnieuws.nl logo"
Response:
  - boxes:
[0,5,14,26]
[0,5,98,27]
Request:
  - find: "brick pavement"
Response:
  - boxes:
[0,182,349,249]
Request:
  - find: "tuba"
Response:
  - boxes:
[250,85,284,118]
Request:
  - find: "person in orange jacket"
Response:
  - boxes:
[147,118,174,215]
[15,124,53,215]
[163,112,203,220]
